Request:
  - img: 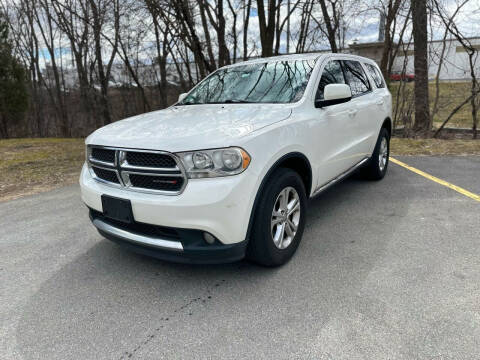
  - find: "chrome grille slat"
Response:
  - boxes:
[87,146,187,195]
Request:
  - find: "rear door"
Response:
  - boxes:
[341,59,377,158]
[364,62,390,152]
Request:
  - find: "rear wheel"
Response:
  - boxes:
[362,127,390,180]
[247,168,307,267]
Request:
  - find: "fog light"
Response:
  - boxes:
[203,232,216,244]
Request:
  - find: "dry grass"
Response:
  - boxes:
[390,81,477,129]
[0,138,85,202]
[0,137,479,202]
[391,138,480,156]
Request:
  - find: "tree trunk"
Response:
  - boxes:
[318,0,338,53]
[257,0,276,57]
[468,53,478,139]
[243,0,252,60]
[411,0,430,134]
[198,0,217,69]
[379,0,402,80]
[217,0,230,66]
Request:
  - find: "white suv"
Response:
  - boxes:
[80,53,391,266]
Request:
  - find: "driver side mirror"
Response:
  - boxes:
[178,93,187,103]
[315,84,352,108]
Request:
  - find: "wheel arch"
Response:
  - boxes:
[382,117,392,137]
[245,152,312,242]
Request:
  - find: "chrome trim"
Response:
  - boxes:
[122,164,180,172]
[123,170,185,195]
[89,164,123,187]
[87,145,188,195]
[312,157,369,197]
[88,157,115,167]
[93,218,184,251]
[120,148,180,172]
[123,170,183,177]
[89,145,118,166]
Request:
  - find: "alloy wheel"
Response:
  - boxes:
[271,186,301,249]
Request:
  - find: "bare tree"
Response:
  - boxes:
[433,0,478,138]
[243,0,252,60]
[202,0,230,66]
[51,0,98,131]
[378,0,403,79]
[317,0,342,52]
[411,0,431,134]
[256,0,277,56]
[297,0,314,53]
[87,0,120,126]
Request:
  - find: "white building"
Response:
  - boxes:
[349,37,480,81]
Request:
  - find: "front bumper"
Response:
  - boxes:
[89,209,247,264]
[80,163,258,260]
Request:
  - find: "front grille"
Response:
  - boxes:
[129,174,184,191]
[90,209,180,240]
[87,146,186,194]
[91,148,115,164]
[126,152,177,168]
[92,166,119,183]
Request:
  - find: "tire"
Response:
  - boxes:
[361,127,390,180]
[246,168,307,267]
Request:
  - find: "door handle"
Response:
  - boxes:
[376,99,384,105]
[348,110,357,117]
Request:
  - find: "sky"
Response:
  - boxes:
[34,0,480,70]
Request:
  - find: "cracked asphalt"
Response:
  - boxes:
[1,156,479,360]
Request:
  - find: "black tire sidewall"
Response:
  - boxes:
[248,168,307,266]
[367,128,390,180]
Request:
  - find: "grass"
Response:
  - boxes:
[0,137,479,202]
[390,138,480,155]
[390,81,476,129]
[0,138,85,201]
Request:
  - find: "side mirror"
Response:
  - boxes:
[178,93,187,103]
[315,84,352,108]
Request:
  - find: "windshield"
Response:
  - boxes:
[178,59,317,105]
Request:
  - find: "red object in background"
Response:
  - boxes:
[390,73,415,82]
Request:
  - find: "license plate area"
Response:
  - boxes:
[101,195,133,223]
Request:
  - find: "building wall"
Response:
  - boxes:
[390,37,480,81]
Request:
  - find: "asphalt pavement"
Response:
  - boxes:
[1,156,479,360]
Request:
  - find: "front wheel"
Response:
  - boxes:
[362,128,390,180]
[246,168,307,267]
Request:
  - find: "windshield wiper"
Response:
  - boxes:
[224,99,254,103]
[204,99,255,104]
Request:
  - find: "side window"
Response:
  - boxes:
[316,60,345,100]
[365,63,385,88]
[342,60,371,96]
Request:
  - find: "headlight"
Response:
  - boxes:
[176,147,251,178]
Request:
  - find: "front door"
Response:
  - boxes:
[313,59,359,187]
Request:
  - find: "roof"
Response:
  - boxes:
[222,52,379,70]
[349,41,390,49]
[225,53,325,68]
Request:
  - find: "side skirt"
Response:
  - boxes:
[311,157,370,198]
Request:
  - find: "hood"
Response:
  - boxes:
[86,104,292,152]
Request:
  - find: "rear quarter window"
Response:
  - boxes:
[364,63,386,88]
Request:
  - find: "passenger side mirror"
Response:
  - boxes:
[315,84,352,108]
[178,93,187,103]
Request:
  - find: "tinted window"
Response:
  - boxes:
[364,63,385,88]
[179,59,316,105]
[342,60,371,96]
[316,60,345,100]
